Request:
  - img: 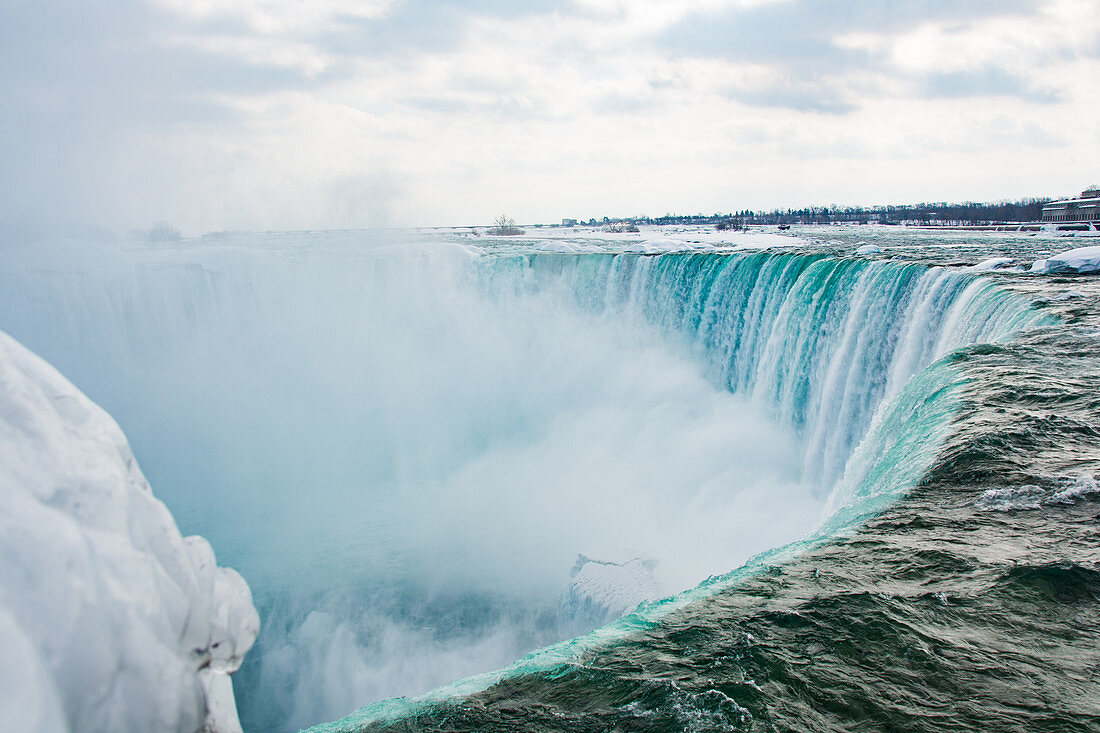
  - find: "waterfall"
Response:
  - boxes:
[484,251,1045,489]
[0,235,1051,732]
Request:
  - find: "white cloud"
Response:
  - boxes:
[1,0,1097,234]
[152,0,396,34]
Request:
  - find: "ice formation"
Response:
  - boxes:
[0,330,258,733]
[1030,245,1100,275]
[560,548,663,630]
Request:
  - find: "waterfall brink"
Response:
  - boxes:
[0,236,1051,732]
[487,251,1046,489]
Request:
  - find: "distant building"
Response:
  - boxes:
[1042,186,1100,225]
[561,218,578,227]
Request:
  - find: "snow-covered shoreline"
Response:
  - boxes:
[0,330,258,732]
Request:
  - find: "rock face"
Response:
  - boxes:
[560,548,663,632]
[0,330,258,733]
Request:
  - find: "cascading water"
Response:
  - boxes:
[483,252,1044,489]
[0,232,1051,732]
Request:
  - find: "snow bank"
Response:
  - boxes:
[1030,245,1100,275]
[0,330,258,733]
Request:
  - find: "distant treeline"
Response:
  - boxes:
[577,197,1051,228]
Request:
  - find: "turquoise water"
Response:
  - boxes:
[306,249,1054,732]
[0,232,1070,732]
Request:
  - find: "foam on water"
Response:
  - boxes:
[976,474,1099,511]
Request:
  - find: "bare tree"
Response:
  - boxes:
[146,221,182,242]
[488,215,524,236]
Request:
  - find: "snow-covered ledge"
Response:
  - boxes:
[0,330,259,732]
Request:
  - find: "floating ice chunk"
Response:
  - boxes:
[560,548,662,629]
[0,330,258,733]
[855,244,882,255]
[970,257,1013,271]
[1030,245,1100,275]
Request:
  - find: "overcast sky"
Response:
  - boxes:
[1,0,1097,233]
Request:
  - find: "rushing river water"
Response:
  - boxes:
[2,224,1097,732]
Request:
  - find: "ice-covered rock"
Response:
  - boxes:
[560,548,662,630]
[0,330,258,733]
[855,244,882,255]
[1030,245,1100,275]
[0,607,68,733]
